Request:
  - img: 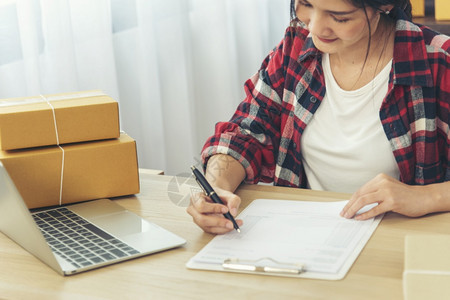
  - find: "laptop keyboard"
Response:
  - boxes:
[32,207,140,269]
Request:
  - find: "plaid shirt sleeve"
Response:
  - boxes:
[382,22,450,185]
[428,30,450,183]
[426,28,450,182]
[201,32,293,184]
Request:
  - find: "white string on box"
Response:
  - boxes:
[39,94,65,206]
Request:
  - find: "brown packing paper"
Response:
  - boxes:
[0,133,139,209]
[403,235,450,300]
[0,91,120,150]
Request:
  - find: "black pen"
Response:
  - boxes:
[190,166,241,233]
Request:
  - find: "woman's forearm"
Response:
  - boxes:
[205,154,246,193]
[425,180,450,214]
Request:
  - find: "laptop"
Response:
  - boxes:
[0,162,186,275]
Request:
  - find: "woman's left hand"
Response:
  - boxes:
[340,173,435,220]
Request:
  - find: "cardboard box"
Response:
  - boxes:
[0,91,120,150]
[0,133,139,209]
[410,0,425,17]
[435,0,450,21]
[403,235,450,300]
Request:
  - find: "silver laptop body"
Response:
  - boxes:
[0,162,186,275]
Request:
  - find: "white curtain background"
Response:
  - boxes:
[0,0,290,176]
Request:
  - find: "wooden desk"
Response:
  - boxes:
[1,171,450,299]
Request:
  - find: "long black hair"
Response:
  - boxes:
[289,0,412,24]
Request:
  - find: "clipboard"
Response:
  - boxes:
[186,199,383,280]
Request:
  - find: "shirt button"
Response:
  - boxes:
[292,142,297,148]
[310,96,317,103]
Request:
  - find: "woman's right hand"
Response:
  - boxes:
[187,186,243,234]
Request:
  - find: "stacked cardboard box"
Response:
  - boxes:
[0,91,139,209]
[435,0,450,21]
[410,0,424,17]
[403,235,450,299]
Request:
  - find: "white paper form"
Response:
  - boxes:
[187,199,382,279]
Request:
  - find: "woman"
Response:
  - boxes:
[187,0,450,234]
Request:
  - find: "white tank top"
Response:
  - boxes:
[300,53,399,193]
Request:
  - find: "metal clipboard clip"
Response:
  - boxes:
[222,257,305,275]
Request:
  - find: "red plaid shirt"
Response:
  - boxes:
[202,19,450,188]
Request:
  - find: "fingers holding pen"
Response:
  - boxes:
[187,191,243,234]
[190,192,228,214]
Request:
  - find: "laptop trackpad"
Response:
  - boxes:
[70,200,185,252]
[90,213,183,252]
